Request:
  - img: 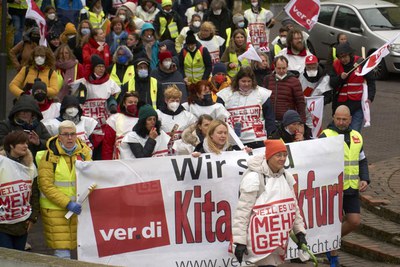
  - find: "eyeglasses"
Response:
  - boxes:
[59,132,77,137]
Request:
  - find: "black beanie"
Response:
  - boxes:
[32,78,47,94]
[186,30,197,45]
[336,42,354,56]
[282,110,302,127]
[91,54,105,70]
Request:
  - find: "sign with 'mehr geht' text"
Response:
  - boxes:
[77,136,344,267]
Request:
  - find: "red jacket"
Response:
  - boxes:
[265,73,306,122]
[82,38,111,77]
[333,55,364,102]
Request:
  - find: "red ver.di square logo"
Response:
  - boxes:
[89,180,170,257]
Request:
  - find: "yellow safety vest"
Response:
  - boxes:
[129,77,158,109]
[274,44,282,57]
[85,7,106,29]
[322,129,363,190]
[227,52,249,78]
[8,0,28,9]
[332,47,337,61]
[225,28,249,48]
[110,64,135,90]
[159,17,179,39]
[184,47,205,84]
[36,150,78,210]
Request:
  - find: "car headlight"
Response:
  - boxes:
[390,43,400,53]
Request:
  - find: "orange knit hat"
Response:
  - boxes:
[264,139,287,160]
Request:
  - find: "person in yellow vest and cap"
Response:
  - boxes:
[153,0,183,42]
[319,105,370,267]
[38,120,92,259]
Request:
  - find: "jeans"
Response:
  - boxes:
[350,108,364,133]
[11,14,25,45]
[0,232,28,251]
[54,249,71,259]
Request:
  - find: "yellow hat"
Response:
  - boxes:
[162,0,172,7]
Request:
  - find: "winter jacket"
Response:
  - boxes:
[264,72,306,122]
[38,135,92,249]
[9,66,60,98]
[0,148,39,236]
[82,38,111,76]
[0,95,51,158]
[151,64,188,103]
[9,40,37,71]
[203,8,232,42]
[232,154,306,266]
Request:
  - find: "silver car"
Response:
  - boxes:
[308,0,400,79]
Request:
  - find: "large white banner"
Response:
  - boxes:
[77,136,344,266]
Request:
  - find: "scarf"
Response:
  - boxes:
[56,59,78,100]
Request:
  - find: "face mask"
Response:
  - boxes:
[138,69,148,78]
[306,69,318,77]
[147,6,155,13]
[251,2,258,7]
[162,60,172,69]
[68,34,75,39]
[119,14,126,21]
[280,37,287,45]
[126,104,138,116]
[238,22,245,28]
[197,4,203,10]
[35,56,45,66]
[213,9,222,15]
[65,107,79,117]
[164,9,171,13]
[214,74,225,84]
[61,142,77,155]
[34,92,46,102]
[167,102,180,112]
[47,13,56,20]
[81,28,90,35]
[118,55,129,64]
[276,73,287,80]
[193,21,201,28]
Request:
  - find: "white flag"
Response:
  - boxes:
[238,44,262,62]
[361,83,371,127]
[305,95,324,138]
[26,0,47,46]
[357,32,400,76]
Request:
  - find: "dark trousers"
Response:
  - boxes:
[0,232,28,251]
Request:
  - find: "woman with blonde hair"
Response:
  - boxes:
[196,21,225,66]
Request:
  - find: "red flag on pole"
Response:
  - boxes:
[284,0,320,30]
[26,0,47,46]
[357,32,400,76]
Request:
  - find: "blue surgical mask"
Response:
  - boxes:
[60,142,77,155]
[81,28,90,35]
[238,22,245,28]
[138,69,148,78]
[118,55,128,64]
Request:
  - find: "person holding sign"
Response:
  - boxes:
[0,131,39,251]
[232,139,307,266]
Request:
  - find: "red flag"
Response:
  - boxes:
[284,0,320,30]
[26,0,47,46]
[357,32,400,76]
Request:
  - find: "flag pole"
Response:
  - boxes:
[267,9,285,28]
[344,54,372,76]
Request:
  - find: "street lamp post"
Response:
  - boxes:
[0,0,8,120]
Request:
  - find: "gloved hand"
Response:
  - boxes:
[66,201,82,215]
[296,232,307,249]
[109,105,118,114]
[234,243,248,264]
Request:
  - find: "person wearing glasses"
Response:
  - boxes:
[232,139,307,266]
[37,120,92,259]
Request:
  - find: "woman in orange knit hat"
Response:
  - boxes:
[231,139,307,266]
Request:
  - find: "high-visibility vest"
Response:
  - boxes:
[225,28,249,48]
[159,17,179,39]
[274,43,283,57]
[333,55,364,102]
[332,47,337,61]
[36,150,80,210]
[183,46,205,83]
[86,8,106,29]
[322,129,363,190]
[227,52,249,78]
[8,0,28,9]
[110,64,135,91]
[129,77,158,109]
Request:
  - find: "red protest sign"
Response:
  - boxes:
[284,0,320,30]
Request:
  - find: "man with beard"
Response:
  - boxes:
[329,42,375,132]
[277,28,312,77]
[320,105,370,266]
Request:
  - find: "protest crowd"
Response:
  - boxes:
[0,0,378,266]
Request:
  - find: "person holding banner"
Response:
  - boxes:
[329,42,376,132]
[320,105,370,266]
[232,139,307,266]
[0,131,39,251]
[38,120,92,259]
[119,104,171,158]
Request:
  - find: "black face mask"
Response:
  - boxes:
[34,92,47,102]
[31,36,40,43]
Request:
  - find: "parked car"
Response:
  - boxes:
[308,0,400,79]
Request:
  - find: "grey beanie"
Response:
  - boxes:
[282,110,302,127]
